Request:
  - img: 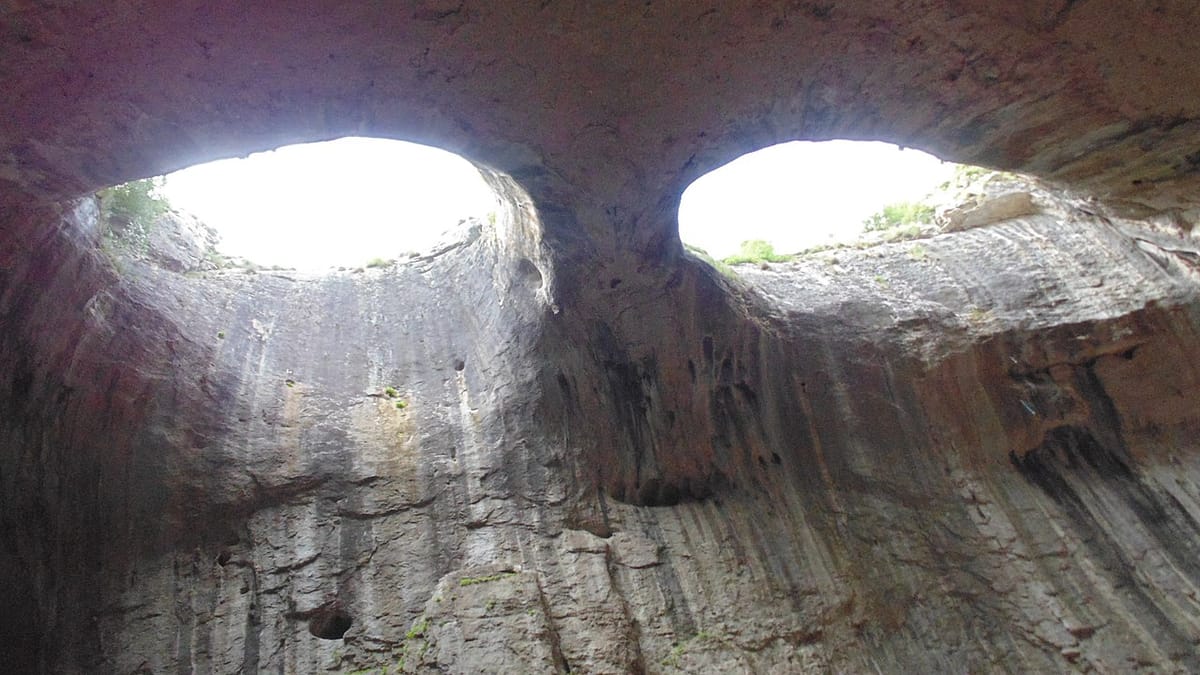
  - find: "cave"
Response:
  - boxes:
[3,3,1200,673]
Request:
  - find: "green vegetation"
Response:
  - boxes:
[683,243,736,278]
[285,379,296,388]
[366,257,392,269]
[96,177,173,260]
[660,630,716,668]
[881,223,924,242]
[907,244,928,261]
[662,643,685,668]
[98,177,171,230]
[941,164,991,189]
[862,201,935,232]
[405,616,429,640]
[459,572,516,587]
[217,331,226,339]
[380,387,408,409]
[938,163,1020,191]
[721,239,794,265]
[797,242,838,256]
[397,616,433,671]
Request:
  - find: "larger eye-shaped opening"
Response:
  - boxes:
[98,137,500,273]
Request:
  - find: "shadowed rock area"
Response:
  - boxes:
[3,2,1200,673]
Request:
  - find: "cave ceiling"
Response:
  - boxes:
[3,1,1200,251]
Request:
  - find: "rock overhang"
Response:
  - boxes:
[5,3,1200,673]
[4,1,1200,254]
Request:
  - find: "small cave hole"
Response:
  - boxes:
[308,607,354,640]
[453,358,466,371]
[516,257,544,291]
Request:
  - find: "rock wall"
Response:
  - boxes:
[3,188,1199,672]
[6,2,1200,245]
[5,1,1200,672]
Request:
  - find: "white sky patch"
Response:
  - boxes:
[678,140,955,258]
[162,137,952,270]
[163,137,498,271]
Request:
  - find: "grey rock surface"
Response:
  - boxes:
[4,3,1200,672]
[3,189,1200,672]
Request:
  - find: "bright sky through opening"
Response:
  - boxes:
[163,137,498,271]
[162,137,953,270]
[678,140,954,258]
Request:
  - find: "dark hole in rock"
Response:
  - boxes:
[516,258,543,290]
[636,478,683,506]
[609,277,621,288]
[216,550,231,566]
[771,452,782,465]
[719,356,734,384]
[454,358,466,371]
[308,607,353,640]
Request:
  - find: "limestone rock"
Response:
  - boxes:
[939,190,1040,232]
[4,3,1200,673]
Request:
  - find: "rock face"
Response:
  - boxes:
[4,186,1200,674]
[3,3,1200,674]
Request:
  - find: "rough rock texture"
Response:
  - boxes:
[4,2,1200,673]
[6,2,1200,244]
[5,186,1200,674]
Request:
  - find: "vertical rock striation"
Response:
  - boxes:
[3,2,1200,672]
[2,186,1199,672]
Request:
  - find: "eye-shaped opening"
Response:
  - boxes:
[678,139,991,264]
[98,137,500,273]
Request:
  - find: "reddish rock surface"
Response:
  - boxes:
[3,3,1200,673]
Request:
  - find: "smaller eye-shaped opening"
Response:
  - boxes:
[679,140,1011,266]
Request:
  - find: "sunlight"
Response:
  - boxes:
[678,140,955,259]
[158,138,956,271]
[161,137,498,271]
